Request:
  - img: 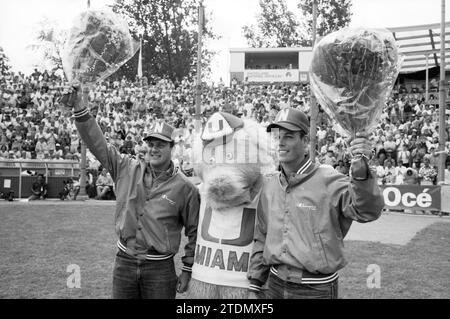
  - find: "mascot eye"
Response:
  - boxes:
[226,152,233,160]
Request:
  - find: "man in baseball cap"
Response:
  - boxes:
[248,108,384,299]
[61,84,199,299]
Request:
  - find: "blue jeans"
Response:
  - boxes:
[263,273,338,299]
[112,250,178,299]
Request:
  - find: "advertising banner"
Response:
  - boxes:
[381,185,441,211]
[244,69,299,82]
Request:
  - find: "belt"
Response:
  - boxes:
[270,265,338,284]
[117,239,174,261]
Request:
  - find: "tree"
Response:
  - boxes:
[298,0,352,42]
[0,47,12,76]
[243,0,304,48]
[112,0,217,83]
[28,18,67,75]
[243,0,353,48]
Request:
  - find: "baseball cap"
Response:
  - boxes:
[143,122,174,142]
[266,108,309,133]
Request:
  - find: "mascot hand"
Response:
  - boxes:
[177,271,191,293]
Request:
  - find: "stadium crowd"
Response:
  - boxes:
[1,68,450,193]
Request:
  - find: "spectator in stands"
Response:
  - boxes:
[384,151,396,167]
[63,146,72,160]
[411,141,427,169]
[334,143,348,163]
[320,136,334,156]
[403,100,413,121]
[429,146,439,169]
[11,135,23,152]
[321,149,337,167]
[28,173,48,201]
[395,128,409,149]
[35,137,48,160]
[383,158,397,185]
[134,139,148,158]
[403,167,419,185]
[95,168,114,200]
[22,134,35,159]
[11,146,21,159]
[46,128,58,152]
[70,130,80,153]
[0,144,8,159]
[421,116,435,137]
[397,144,411,168]
[383,134,397,162]
[335,160,349,175]
[419,155,437,185]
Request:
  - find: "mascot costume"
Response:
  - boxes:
[187,112,275,299]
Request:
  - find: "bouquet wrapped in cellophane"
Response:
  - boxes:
[309,27,403,138]
[59,9,138,110]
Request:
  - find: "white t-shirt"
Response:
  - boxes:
[191,184,260,288]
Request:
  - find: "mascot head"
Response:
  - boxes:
[193,112,276,211]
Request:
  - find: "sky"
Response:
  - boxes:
[0,0,449,83]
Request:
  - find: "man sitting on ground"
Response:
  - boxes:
[28,174,48,201]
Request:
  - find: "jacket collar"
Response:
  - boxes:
[147,161,177,181]
[279,156,317,188]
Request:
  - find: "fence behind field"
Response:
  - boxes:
[0,160,80,198]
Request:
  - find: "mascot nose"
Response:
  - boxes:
[203,165,255,210]
[207,173,235,198]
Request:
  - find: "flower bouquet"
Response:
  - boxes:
[59,9,138,107]
[310,27,402,138]
[309,27,402,179]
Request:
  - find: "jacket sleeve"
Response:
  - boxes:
[328,159,384,236]
[73,110,129,182]
[247,185,270,293]
[180,183,200,272]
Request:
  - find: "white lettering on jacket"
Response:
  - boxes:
[297,202,318,211]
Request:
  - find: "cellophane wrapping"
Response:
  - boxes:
[61,10,139,86]
[309,27,403,138]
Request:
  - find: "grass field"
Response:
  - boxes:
[1,202,449,299]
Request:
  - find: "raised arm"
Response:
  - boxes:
[63,85,130,182]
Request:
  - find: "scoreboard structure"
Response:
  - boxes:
[229,47,313,84]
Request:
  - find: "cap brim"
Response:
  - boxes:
[266,122,305,133]
[143,133,172,142]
